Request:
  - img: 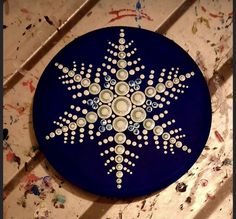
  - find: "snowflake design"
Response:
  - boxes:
[45,29,195,189]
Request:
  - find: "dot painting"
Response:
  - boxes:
[33,27,211,198]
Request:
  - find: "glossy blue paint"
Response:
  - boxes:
[33,27,211,198]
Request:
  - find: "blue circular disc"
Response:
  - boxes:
[33,27,212,198]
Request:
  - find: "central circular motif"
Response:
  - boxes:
[111,96,132,116]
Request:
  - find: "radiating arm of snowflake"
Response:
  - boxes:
[45,28,195,190]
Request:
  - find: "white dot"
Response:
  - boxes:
[111,68,116,74]
[126,139,131,145]
[140,74,145,79]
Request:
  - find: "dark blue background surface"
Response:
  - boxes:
[33,26,212,198]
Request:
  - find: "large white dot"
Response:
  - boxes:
[74,74,81,82]
[156,83,166,93]
[115,145,125,154]
[116,69,128,81]
[81,78,90,87]
[98,105,112,119]
[115,133,126,144]
[131,91,146,106]
[117,60,127,68]
[115,155,123,163]
[99,89,114,103]
[76,118,86,127]
[143,119,155,130]
[153,126,163,135]
[86,112,98,123]
[145,86,156,97]
[69,122,77,130]
[130,107,146,123]
[115,82,129,96]
[113,117,128,132]
[112,96,132,116]
[89,83,101,95]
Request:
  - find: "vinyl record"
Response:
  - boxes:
[33,27,212,198]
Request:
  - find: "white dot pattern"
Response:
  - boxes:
[46,29,195,190]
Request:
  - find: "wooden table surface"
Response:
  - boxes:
[3,0,233,218]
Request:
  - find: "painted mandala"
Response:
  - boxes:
[33,27,211,197]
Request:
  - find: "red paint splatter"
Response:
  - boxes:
[19,173,55,202]
[206,193,215,201]
[209,155,219,162]
[6,150,21,168]
[214,130,224,142]
[199,179,208,187]
[209,13,223,19]
[20,8,30,13]
[201,6,206,12]
[6,150,15,162]
[22,79,35,93]
[198,4,232,19]
[218,44,224,53]
[108,9,153,23]
[4,104,25,115]
[24,173,41,184]
[195,51,207,72]
[214,34,231,55]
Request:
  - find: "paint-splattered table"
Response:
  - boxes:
[3,0,233,218]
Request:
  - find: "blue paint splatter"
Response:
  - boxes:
[135,0,142,28]
[136,0,142,11]
[31,185,41,196]
[43,176,51,186]
[55,194,66,204]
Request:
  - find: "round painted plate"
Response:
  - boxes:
[33,27,212,198]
